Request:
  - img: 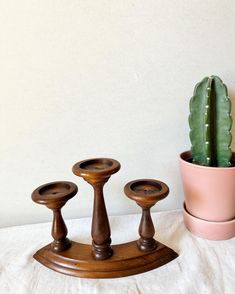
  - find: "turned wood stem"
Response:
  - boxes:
[139,208,155,239]
[138,206,157,251]
[52,208,68,241]
[90,179,113,260]
[92,183,111,245]
[50,206,71,252]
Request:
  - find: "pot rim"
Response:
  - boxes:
[180,150,235,171]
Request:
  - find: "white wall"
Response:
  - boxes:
[1,0,235,227]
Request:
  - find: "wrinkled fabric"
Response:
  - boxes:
[0,210,234,294]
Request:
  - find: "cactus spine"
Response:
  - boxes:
[189,76,232,167]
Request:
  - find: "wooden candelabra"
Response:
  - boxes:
[32,158,178,278]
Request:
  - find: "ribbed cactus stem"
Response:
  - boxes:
[189,76,232,167]
[204,77,212,165]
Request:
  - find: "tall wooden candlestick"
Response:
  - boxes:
[72,158,120,260]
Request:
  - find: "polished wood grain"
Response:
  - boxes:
[124,179,169,251]
[32,181,78,252]
[32,159,178,278]
[34,240,178,278]
[72,158,120,260]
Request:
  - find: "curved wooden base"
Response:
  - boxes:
[33,241,178,278]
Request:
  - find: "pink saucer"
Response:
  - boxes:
[183,203,235,240]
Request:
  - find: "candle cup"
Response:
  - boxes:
[73,158,121,260]
[124,179,169,251]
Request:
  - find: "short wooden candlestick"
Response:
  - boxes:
[124,179,169,251]
[31,181,78,252]
[72,158,120,260]
[32,159,178,278]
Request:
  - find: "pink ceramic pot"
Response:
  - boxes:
[180,151,235,240]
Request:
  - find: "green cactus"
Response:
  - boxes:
[189,76,232,167]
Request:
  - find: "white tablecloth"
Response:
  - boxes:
[0,210,234,294]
